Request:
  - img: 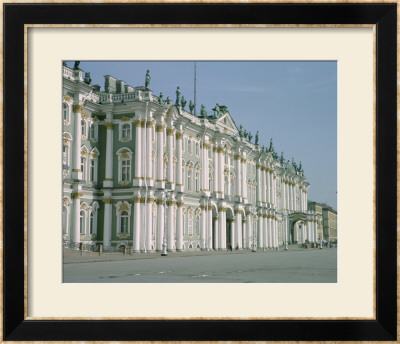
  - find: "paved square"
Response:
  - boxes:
[63,247,337,283]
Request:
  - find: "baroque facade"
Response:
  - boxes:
[62,64,320,252]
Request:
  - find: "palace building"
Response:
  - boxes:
[62,64,319,252]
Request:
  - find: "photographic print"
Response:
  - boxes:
[62,61,337,283]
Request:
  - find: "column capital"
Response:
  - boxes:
[72,104,84,113]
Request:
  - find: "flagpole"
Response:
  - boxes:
[194,61,197,116]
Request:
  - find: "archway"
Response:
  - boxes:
[293,220,306,244]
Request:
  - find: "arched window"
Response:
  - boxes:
[62,132,72,167]
[187,169,192,190]
[89,212,94,234]
[81,120,86,137]
[195,172,199,191]
[225,174,229,195]
[225,150,229,164]
[80,210,85,234]
[90,123,98,140]
[115,201,132,234]
[195,215,200,235]
[116,148,133,185]
[81,156,86,181]
[120,123,131,140]
[120,211,129,233]
[63,103,69,121]
[195,142,199,156]
[188,139,192,154]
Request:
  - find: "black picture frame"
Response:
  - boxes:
[3,3,396,341]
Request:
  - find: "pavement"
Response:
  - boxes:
[63,245,337,283]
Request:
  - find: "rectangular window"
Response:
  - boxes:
[89,159,96,182]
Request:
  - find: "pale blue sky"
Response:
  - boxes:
[66,61,337,210]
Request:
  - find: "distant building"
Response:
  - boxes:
[308,201,337,242]
[62,64,320,252]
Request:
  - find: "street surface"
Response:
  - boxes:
[63,246,337,283]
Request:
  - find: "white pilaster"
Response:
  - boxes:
[235,153,241,201]
[214,215,219,250]
[133,119,143,187]
[166,127,175,188]
[256,166,261,206]
[200,205,207,250]
[155,123,165,188]
[236,211,242,249]
[145,197,154,251]
[104,119,114,188]
[156,197,165,251]
[218,147,224,197]
[241,158,247,202]
[176,200,183,251]
[133,195,141,252]
[176,131,184,192]
[213,147,219,197]
[102,190,112,247]
[71,193,81,244]
[72,103,83,180]
[167,197,175,251]
[146,120,154,187]
[220,209,226,249]
[258,213,264,249]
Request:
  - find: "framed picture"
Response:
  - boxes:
[3,2,396,341]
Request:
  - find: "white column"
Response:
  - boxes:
[208,207,212,250]
[273,217,278,248]
[176,201,183,251]
[167,198,175,251]
[284,181,288,211]
[71,193,81,244]
[247,213,253,249]
[242,217,247,249]
[220,209,227,249]
[291,183,295,211]
[236,212,242,249]
[267,215,272,249]
[241,159,247,201]
[235,154,241,200]
[146,198,153,251]
[258,213,264,249]
[156,199,165,251]
[272,174,277,207]
[213,147,219,197]
[176,132,184,192]
[133,196,141,252]
[219,147,224,197]
[155,123,165,187]
[214,215,220,250]
[72,104,83,180]
[166,127,174,186]
[102,195,112,247]
[200,206,207,250]
[134,119,143,186]
[265,169,270,206]
[307,220,312,243]
[104,121,114,187]
[256,166,262,205]
[202,142,210,193]
[146,121,153,185]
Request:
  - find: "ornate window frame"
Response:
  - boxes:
[115,201,132,236]
[81,145,89,182]
[89,201,99,235]
[62,132,72,167]
[89,148,100,183]
[119,121,132,142]
[116,147,133,185]
[63,97,72,125]
[62,196,72,237]
[89,120,98,142]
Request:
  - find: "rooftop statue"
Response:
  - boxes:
[73,61,80,70]
[269,138,275,153]
[255,131,259,145]
[238,125,244,137]
[213,103,221,118]
[159,92,164,106]
[189,100,194,114]
[200,104,207,118]
[166,96,171,104]
[145,70,151,89]
[175,87,181,106]
[292,158,298,171]
[248,132,253,142]
[280,152,285,164]
[273,151,278,160]
[84,72,91,85]
[181,96,187,109]
[243,129,248,139]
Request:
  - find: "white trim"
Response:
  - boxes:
[115,201,132,234]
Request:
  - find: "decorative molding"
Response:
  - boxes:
[166,128,176,136]
[134,120,145,128]
[176,132,184,140]
[63,95,71,102]
[81,112,89,120]
[166,200,176,206]
[234,154,241,160]
[105,122,113,130]
[120,115,130,122]
[71,192,83,199]
[176,201,184,208]
[72,104,84,113]
[103,198,113,204]
[146,120,155,128]
[155,124,165,132]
